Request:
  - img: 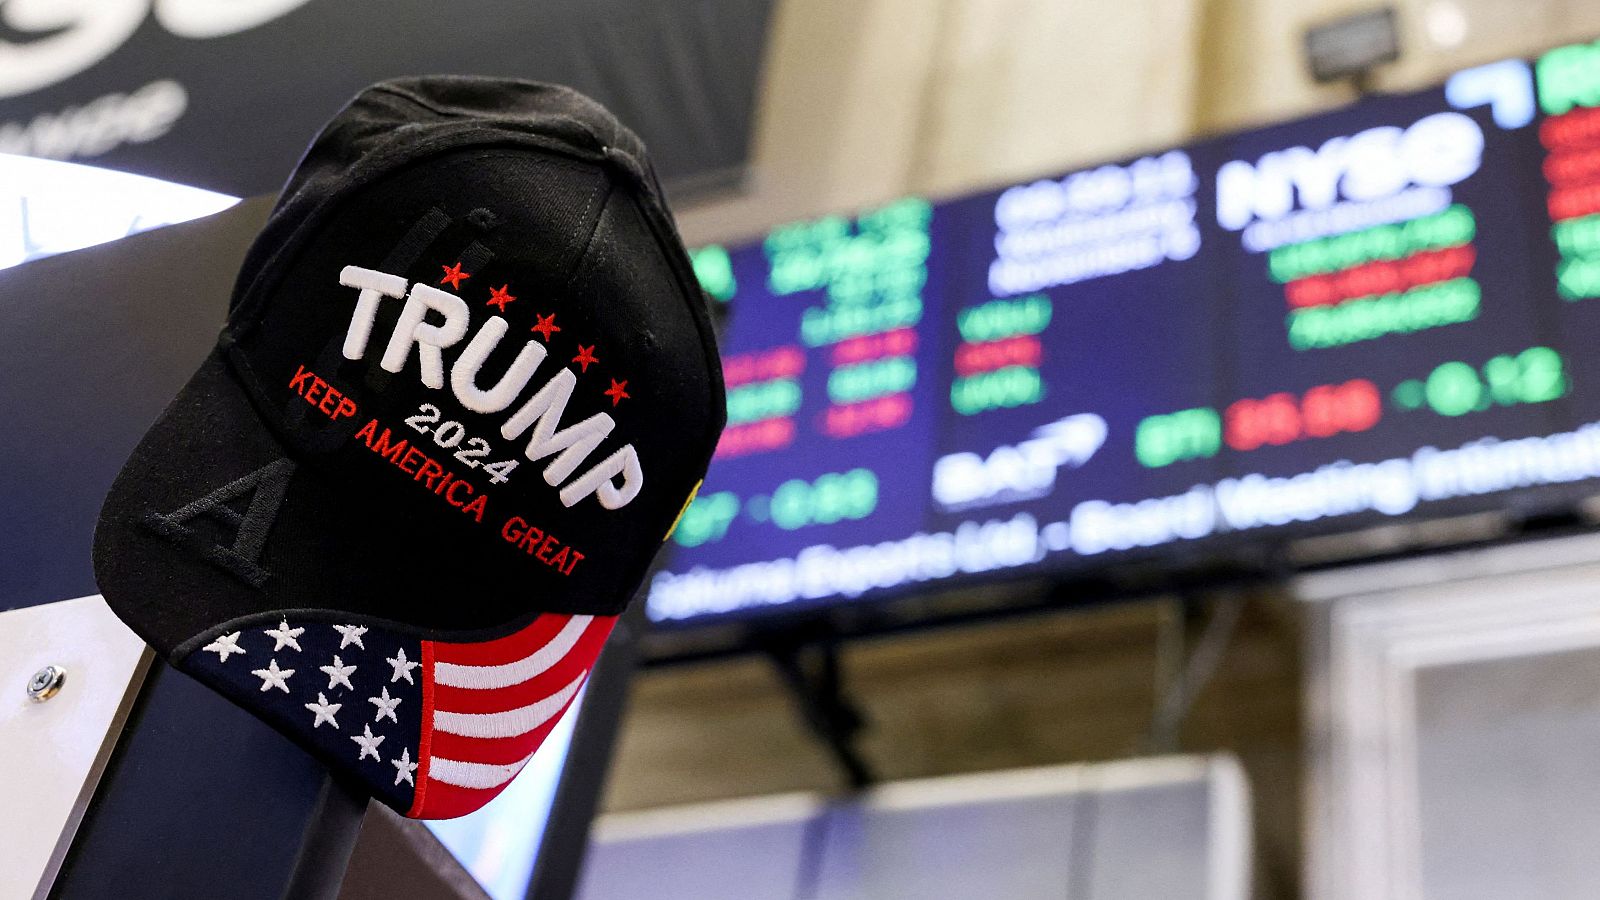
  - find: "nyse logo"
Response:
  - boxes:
[933,413,1107,512]
[0,0,315,98]
[1215,112,1484,232]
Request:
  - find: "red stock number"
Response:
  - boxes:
[1224,379,1381,452]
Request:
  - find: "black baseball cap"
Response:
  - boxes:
[93,77,725,819]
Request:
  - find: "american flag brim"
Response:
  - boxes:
[183,610,616,820]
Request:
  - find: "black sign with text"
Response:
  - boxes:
[0,0,774,195]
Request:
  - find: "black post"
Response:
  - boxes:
[48,658,368,900]
[765,636,875,791]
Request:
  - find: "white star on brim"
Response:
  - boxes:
[319,655,357,691]
[385,647,419,684]
[264,619,305,652]
[333,624,368,650]
[391,747,418,786]
[305,692,342,729]
[350,720,384,755]
[369,686,402,723]
[351,725,386,761]
[251,659,295,693]
[202,632,246,662]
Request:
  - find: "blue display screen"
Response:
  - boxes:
[649,43,1600,624]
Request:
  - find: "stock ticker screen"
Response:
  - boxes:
[648,40,1600,624]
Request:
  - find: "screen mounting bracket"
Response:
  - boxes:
[761,631,875,790]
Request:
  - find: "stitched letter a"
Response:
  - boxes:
[142,458,296,587]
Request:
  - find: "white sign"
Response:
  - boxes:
[0,152,237,271]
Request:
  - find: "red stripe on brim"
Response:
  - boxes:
[430,613,579,666]
[428,683,586,767]
[429,619,612,713]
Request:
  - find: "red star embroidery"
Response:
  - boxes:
[572,345,599,373]
[486,284,517,313]
[439,262,470,290]
[604,379,630,406]
[531,313,561,342]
